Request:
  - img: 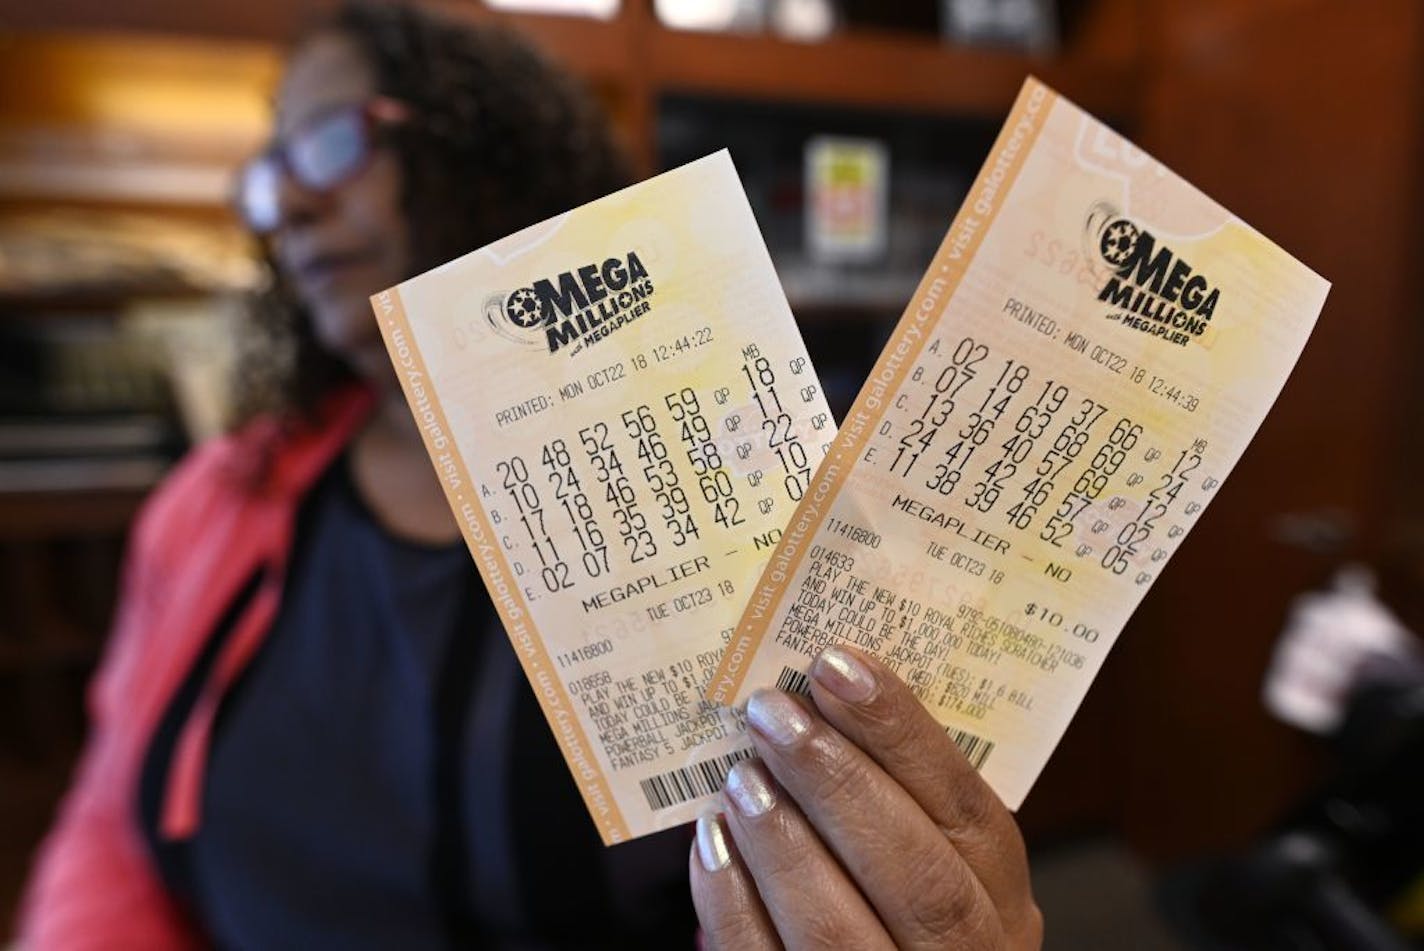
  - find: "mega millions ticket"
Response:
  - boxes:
[373,151,834,843]
[707,78,1329,810]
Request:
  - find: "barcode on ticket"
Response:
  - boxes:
[639,747,756,812]
[777,666,994,769]
[945,728,995,770]
[776,665,813,696]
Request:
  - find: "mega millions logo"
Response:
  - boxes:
[1085,204,1220,348]
[484,251,655,357]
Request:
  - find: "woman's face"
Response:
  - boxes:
[268,32,411,382]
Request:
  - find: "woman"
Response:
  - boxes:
[19,4,1041,947]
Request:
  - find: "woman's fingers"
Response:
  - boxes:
[713,759,896,950]
[692,645,1042,950]
[804,645,1041,945]
[688,811,781,951]
[743,687,1008,950]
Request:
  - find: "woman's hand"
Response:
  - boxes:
[690,645,1042,950]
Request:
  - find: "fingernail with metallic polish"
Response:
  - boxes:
[812,646,878,703]
[746,688,812,747]
[724,760,776,818]
[696,810,733,872]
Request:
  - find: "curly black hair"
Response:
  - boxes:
[231,1,632,426]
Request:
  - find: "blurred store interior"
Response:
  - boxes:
[2,0,1422,946]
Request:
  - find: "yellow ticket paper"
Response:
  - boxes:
[373,151,834,843]
[707,79,1329,809]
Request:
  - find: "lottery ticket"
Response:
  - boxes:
[707,78,1329,809]
[373,151,835,843]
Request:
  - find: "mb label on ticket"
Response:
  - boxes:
[708,78,1330,810]
[373,151,834,843]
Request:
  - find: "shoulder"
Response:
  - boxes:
[135,424,274,546]
[133,385,375,564]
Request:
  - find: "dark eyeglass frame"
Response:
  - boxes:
[235,96,411,235]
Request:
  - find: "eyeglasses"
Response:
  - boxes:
[235,97,410,235]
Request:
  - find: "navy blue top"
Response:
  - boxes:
[140,460,695,949]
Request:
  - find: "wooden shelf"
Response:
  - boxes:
[646,27,1138,120]
[446,5,638,86]
[0,479,157,540]
[4,2,1143,184]
[0,630,101,673]
[455,8,1142,120]
[0,284,215,313]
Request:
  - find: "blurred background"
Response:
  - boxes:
[1,0,1422,946]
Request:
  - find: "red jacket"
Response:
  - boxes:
[17,387,374,949]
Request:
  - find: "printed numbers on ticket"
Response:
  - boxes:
[373,151,834,843]
[708,79,1330,809]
